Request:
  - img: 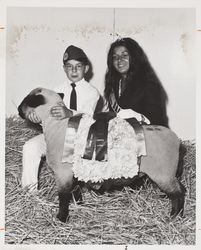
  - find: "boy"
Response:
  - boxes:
[22,45,100,190]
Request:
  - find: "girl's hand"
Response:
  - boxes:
[117,109,150,124]
[28,111,41,123]
[50,103,73,120]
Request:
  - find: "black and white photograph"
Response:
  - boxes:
[0,0,200,248]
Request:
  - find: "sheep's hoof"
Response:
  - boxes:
[56,212,69,223]
[170,196,185,219]
[170,208,184,219]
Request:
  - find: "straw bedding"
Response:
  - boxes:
[5,116,196,244]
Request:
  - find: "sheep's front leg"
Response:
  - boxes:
[57,184,72,222]
[55,163,74,223]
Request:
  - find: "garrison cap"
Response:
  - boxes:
[63,45,88,64]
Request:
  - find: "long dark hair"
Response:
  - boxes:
[104,37,167,103]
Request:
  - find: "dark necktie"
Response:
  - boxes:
[70,83,77,110]
[119,77,126,97]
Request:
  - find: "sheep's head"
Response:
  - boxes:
[18,88,65,123]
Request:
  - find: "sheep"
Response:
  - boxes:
[18,87,185,222]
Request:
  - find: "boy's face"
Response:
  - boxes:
[63,59,89,83]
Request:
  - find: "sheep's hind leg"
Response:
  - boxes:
[157,177,186,218]
[168,180,186,218]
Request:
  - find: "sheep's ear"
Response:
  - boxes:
[26,94,46,108]
[58,93,64,99]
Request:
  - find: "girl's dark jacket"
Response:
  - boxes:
[111,69,169,128]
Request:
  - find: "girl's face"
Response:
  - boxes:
[112,46,130,76]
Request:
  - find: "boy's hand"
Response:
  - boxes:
[50,103,73,120]
[28,111,41,123]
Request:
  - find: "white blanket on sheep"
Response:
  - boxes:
[62,115,146,183]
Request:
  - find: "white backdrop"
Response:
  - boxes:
[6,7,195,140]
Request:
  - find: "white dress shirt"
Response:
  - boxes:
[54,79,100,116]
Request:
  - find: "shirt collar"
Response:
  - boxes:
[67,78,85,86]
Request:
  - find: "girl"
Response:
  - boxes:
[104,37,169,127]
